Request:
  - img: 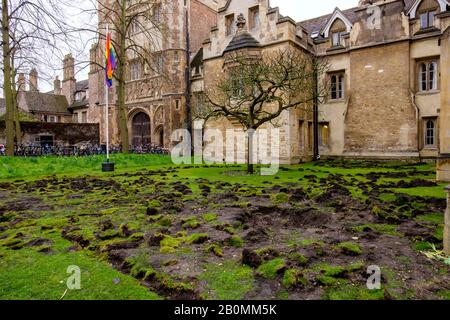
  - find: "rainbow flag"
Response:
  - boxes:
[105,32,116,88]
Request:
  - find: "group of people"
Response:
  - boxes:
[0,143,170,157]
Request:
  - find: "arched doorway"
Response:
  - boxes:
[155,126,164,147]
[132,112,151,146]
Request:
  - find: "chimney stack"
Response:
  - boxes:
[62,54,76,105]
[54,76,62,95]
[17,73,26,92]
[29,68,38,92]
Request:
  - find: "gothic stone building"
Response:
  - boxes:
[193,0,450,180]
[87,0,218,148]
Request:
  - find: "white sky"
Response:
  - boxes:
[270,0,358,21]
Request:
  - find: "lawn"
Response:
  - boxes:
[0,155,449,300]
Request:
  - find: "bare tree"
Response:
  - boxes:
[195,49,328,174]
[1,0,78,156]
[79,0,167,153]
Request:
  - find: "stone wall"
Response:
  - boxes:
[190,0,218,55]
[437,26,450,181]
[344,41,418,156]
[0,121,100,145]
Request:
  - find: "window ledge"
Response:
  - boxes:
[414,27,440,36]
[326,45,346,52]
[422,147,438,151]
[416,90,440,96]
[326,99,346,104]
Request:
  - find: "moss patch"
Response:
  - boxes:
[256,258,286,279]
[199,261,254,300]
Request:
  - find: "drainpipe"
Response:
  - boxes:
[184,6,192,146]
[444,185,450,255]
[410,90,421,161]
[313,57,319,161]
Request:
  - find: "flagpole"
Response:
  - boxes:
[102,24,114,172]
[105,24,110,162]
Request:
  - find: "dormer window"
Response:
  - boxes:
[420,10,436,29]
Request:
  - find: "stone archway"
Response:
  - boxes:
[131,112,151,146]
[155,125,164,147]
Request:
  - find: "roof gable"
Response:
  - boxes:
[322,7,353,38]
[407,0,450,18]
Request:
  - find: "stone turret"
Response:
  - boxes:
[62,54,76,105]
[17,73,26,92]
[29,68,38,92]
[54,76,62,95]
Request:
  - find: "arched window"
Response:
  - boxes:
[425,119,435,146]
[319,123,330,147]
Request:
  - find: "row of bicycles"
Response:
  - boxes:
[0,143,170,157]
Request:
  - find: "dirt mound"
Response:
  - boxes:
[282,207,330,227]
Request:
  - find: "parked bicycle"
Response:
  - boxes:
[0,143,170,157]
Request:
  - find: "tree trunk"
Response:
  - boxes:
[2,0,14,156]
[117,0,129,153]
[11,65,21,144]
[12,91,21,144]
[247,129,255,174]
[117,75,129,153]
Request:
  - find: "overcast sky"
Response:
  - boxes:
[271,0,358,21]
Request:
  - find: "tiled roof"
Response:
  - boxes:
[299,0,416,38]
[69,98,89,110]
[76,79,89,92]
[23,92,70,114]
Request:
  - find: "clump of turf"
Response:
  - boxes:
[314,262,364,286]
[202,213,217,222]
[228,235,244,248]
[158,216,173,227]
[199,261,254,300]
[271,193,289,204]
[282,268,307,289]
[181,216,202,229]
[188,233,209,244]
[288,252,308,266]
[352,223,400,236]
[336,242,362,256]
[256,258,286,279]
[206,244,224,257]
[160,235,184,254]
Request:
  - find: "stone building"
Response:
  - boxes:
[87,0,219,148]
[0,66,100,146]
[192,0,450,169]
[195,0,315,164]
